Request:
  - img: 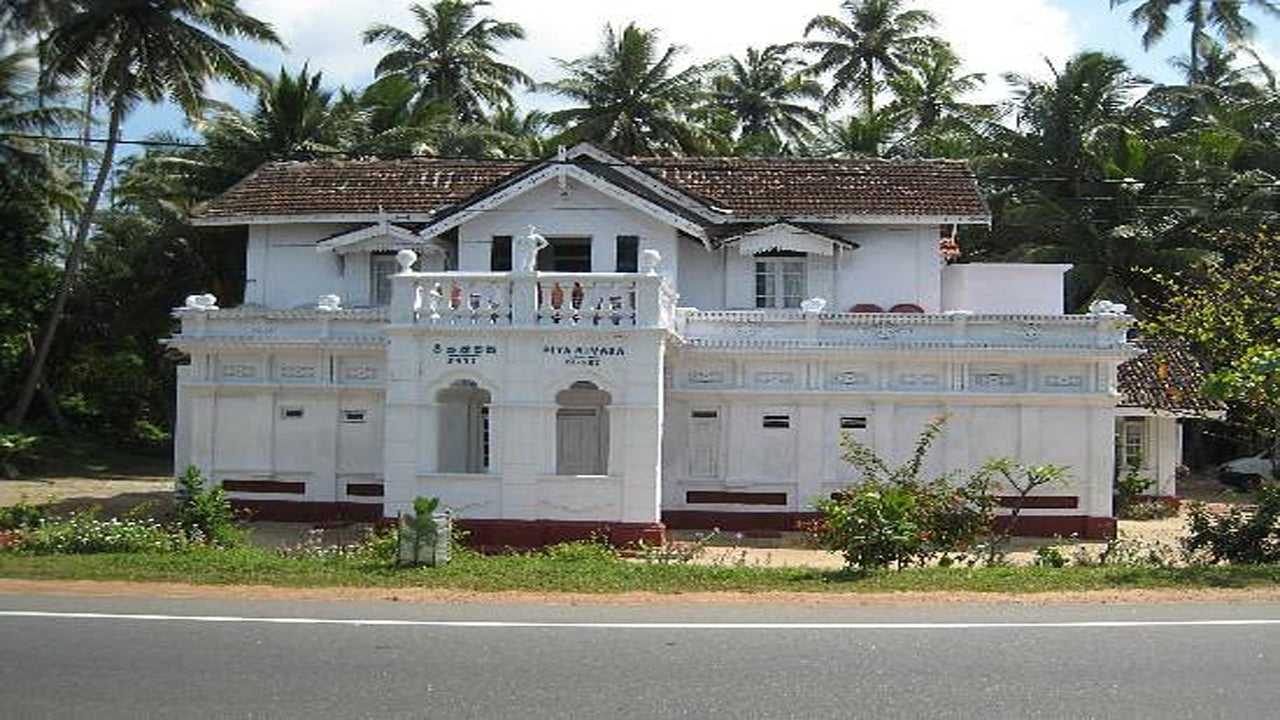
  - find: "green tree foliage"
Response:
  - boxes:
[7,0,282,428]
[1145,230,1280,467]
[544,23,714,156]
[363,0,530,123]
[707,45,824,155]
[800,0,939,113]
[1109,0,1280,83]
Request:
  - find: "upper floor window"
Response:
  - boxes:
[616,235,639,272]
[491,236,512,271]
[370,252,399,306]
[538,236,592,272]
[755,251,805,309]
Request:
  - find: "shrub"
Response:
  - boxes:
[541,539,620,562]
[1182,483,1280,564]
[174,466,242,547]
[814,417,998,570]
[0,432,40,479]
[1033,545,1069,568]
[17,509,179,554]
[0,500,46,531]
[1119,499,1179,521]
[1115,459,1154,516]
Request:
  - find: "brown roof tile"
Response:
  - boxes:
[194,153,989,222]
[633,156,989,217]
[196,158,534,219]
[1118,340,1225,414]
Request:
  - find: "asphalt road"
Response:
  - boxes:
[2,593,1279,719]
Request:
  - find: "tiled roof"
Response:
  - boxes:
[195,158,534,219]
[194,152,989,222]
[1118,340,1225,414]
[633,156,989,218]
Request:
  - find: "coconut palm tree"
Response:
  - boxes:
[800,0,938,113]
[813,109,902,157]
[0,46,82,190]
[6,0,281,427]
[207,65,361,171]
[544,23,714,156]
[886,42,995,157]
[1109,0,1280,84]
[1002,52,1150,189]
[708,45,824,154]
[362,0,530,123]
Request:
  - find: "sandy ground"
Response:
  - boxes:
[0,474,1246,569]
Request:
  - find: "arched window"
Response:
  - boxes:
[436,379,491,473]
[555,381,611,475]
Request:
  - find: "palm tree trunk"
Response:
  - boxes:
[864,59,875,115]
[4,95,124,428]
[1189,10,1204,84]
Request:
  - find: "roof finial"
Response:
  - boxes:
[557,145,569,196]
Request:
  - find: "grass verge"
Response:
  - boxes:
[4,547,1280,594]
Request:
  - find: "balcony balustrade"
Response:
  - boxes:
[390,271,678,330]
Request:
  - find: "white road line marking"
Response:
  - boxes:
[2,610,1280,630]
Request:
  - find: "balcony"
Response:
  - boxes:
[389,271,679,330]
[677,309,1132,353]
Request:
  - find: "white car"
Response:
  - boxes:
[1219,449,1276,489]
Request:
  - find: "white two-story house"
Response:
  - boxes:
[171,143,1139,545]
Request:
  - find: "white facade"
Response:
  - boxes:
[172,146,1138,541]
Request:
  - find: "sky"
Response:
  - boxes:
[121,0,1280,142]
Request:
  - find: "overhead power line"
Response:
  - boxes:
[3,131,1280,189]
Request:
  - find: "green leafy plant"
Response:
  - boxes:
[1182,482,1280,564]
[1115,451,1155,516]
[814,417,999,571]
[0,500,46,531]
[979,459,1069,563]
[1034,545,1069,568]
[1119,499,1179,521]
[399,496,448,566]
[541,539,620,562]
[173,466,242,547]
[16,509,180,554]
[0,432,40,479]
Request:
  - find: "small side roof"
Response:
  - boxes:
[1118,339,1226,416]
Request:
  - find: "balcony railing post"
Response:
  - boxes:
[510,273,537,327]
[635,275,662,328]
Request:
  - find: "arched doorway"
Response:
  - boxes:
[555,381,611,475]
[436,379,491,473]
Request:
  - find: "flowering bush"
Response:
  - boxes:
[16,510,181,554]
[814,418,997,570]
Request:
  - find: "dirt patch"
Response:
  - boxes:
[0,477,173,518]
[4,578,1280,606]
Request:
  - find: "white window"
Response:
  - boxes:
[688,410,721,478]
[755,254,805,309]
[555,381,611,475]
[1121,418,1145,470]
[437,380,491,474]
[370,253,399,306]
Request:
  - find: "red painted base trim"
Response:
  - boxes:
[994,515,1116,540]
[665,510,1118,540]
[230,500,382,523]
[663,510,822,532]
[997,495,1079,510]
[455,519,666,550]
